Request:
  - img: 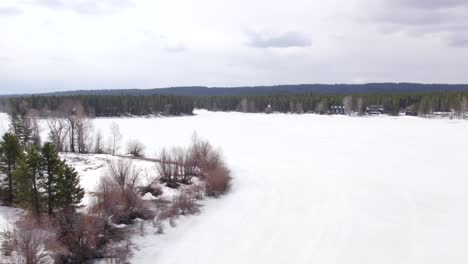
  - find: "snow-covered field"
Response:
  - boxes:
[2,110,468,263]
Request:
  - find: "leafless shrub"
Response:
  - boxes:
[106,160,139,191]
[157,148,179,188]
[180,150,196,184]
[186,184,205,200]
[102,240,133,264]
[172,191,199,216]
[92,180,153,225]
[138,184,162,197]
[1,229,14,257]
[189,133,223,172]
[91,160,154,225]
[53,208,113,263]
[126,140,145,158]
[205,165,232,197]
[9,226,51,264]
[155,134,232,197]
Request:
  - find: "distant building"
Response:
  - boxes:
[404,105,417,116]
[329,105,345,114]
[366,105,384,115]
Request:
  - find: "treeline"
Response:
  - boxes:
[28,83,468,97]
[2,90,468,117]
[3,94,194,117]
[195,91,468,116]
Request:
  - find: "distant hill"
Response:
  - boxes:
[5,83,468,97]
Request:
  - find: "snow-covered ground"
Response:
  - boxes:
[2,111,468,263]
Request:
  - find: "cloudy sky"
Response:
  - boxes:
[1,0,468,94]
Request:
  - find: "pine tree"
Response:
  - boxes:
[9,113,32,148]
[13,146,43,221]
[41,142,61,216]
[55,161,84,210]
[0,133,22,206]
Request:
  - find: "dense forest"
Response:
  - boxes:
[0,95,194,117]
[15,83,468,97]
[1,89,468,117]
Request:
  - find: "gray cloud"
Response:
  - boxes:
[389,0,468,9]
[449,34,468,47]
[247,31,311,48]
[370,0,468,47]
[33,0,132,14]
[0,6,23,16]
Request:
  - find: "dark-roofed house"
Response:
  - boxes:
[366,105,384,115]
[329,105,345,114]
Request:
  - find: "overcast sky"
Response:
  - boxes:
[1,0,468,94]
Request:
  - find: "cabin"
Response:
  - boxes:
[404,105,417,116]
[329,105,345,114]
[366,105,384,115]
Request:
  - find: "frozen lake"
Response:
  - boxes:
[2,110,468,263]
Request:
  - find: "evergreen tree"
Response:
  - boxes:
[13,146,43,221]
[55,161,84,210]
[0,133,22,206]
[9,113,32,148]
[41,142,61,216]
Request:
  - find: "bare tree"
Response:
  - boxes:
[342,96,353,115]
[316,99,328,115]
[239,98,248,113]
[77,118,93,154]
[248,100,256,112]
[295,102,304,114]
[356,97,364,115]
[126,140,145,157]
[460,97,467,119]
[110,122,122,156]
[94,130,105,154]
[47,115,69,152]
[61,100,85,153]
[30,117,42,148]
